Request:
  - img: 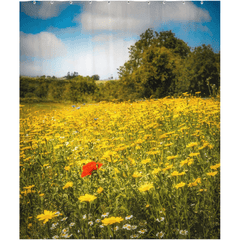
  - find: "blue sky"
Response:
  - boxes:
[20,1,220,79]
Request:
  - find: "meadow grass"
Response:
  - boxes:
[20,95,220,239]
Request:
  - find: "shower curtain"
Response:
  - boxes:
[19,1,220,239]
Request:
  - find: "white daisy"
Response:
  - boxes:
[125,215,133,220]
[101,212,109,218]
[156,231,164,238]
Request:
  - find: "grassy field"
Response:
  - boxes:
[95,79,119,85]
[19,95,220,239]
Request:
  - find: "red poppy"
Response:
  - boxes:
[81,162,103,178]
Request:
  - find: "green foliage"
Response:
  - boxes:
[20,29,220,103]
[20,75,98,103]
[117,29,220,99]
[92,75,100,80]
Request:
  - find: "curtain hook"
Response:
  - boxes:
[33,1,36,4]
[108,1,110,4]
[70,1,73,4]
[183,1,185,4]
[89,1,92,4]
[148,1,150,5]
[201,1,203,4]
[128,1,130,4]
[50,1,54,4]
[163,1,165,4]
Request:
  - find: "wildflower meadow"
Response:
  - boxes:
[20,94,220,239]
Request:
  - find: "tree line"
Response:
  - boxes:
[20,29,220,103]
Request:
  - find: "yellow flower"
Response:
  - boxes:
[188,182,197,187]
[63,182,73,190]
[39,193,45,197]
[138,183,154,192]
[79,194,97,202]
[170,170,185,177]
[180,159,189,167]
[188,159,194,166]
[175,182,186,189]
[101,217,124,225]
[97,187,103,194]
[132,172,142,178]
[152,168,161,174]
[167,155,178,161]
[114,168,120,174]
[23,185,35,190]
[146,204,150,208]
[64,166,70,171]
[28,223,32,228]
[36,210,58,224]
[141,158,151,164]
[186,142,198,148]
[171,171,180,177]
[189,152,200,157]
[210,163,220,170]
[194,178,201,184]
[208,144,214,149]
[198,143,209,150]
[207,171,218,177]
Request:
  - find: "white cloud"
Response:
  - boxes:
[58,35,135,79]
[76,1,211,34]
[20,32,67,59]
[21,1,68,19]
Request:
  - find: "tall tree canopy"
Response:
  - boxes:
[118,29,220,99]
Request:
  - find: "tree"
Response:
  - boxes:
[118,29,191,99]
[186,44,220,96]
[91,75,100,80]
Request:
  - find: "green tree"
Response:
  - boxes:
[91,75,100,80]
[186,44,220,96]
[118,29,191,99]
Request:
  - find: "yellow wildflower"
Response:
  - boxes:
[194,178,201,184]
[102,217,124,225]
[189,152,200,157]
[207,171,218,177]
[141,158,151,164]
[186,142,198,148]
[188,182,197,187]
[64,166,70,171]
[138,183,154,192]
[63,182,73,190]
[23,185,35,190]
[132,172,142,178]
[210,163,220,170]
[180,159,189,167]
[171,171,179,177]
[167,155,178,161]
[36,210,58,224]
[175,182,186,189]
[39,193,45,197]
[79,194,97,202]
[114,168,120,174]
[97,187,103,194]
[152,168,161,174]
